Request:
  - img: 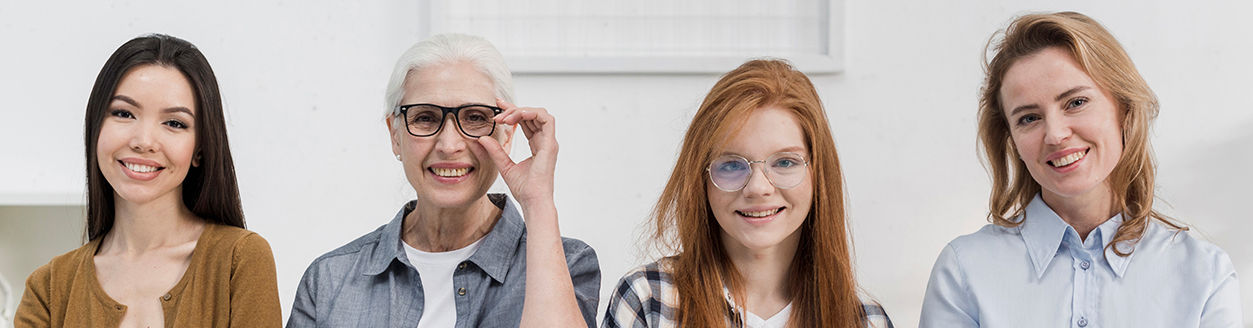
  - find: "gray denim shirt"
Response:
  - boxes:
[287,194,601,327]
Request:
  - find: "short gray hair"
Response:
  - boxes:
[383,33,515,121]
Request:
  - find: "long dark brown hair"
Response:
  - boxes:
[651,59,867,327]
[84,34,245,241]
[977,12,1184,256]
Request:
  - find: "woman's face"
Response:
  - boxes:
[707,106,813,253]
[390,61,511,209]
[96,64,198,206]
[1000,46,1123,204]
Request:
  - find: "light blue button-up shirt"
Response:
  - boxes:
[920,194,1242,327]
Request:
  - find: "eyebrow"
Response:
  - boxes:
[719,146,808,158]
[111,95,193,116]
[1007,86,1091,117]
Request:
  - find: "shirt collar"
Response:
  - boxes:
[1018,194,1133,279]
[361,193,524,283]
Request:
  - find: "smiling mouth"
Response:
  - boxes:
[429,167,473,177]
[1048,150,1087,168]
[120,160,164,173]
[736,207,785,218]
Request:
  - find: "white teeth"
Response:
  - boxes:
[1050,150,1086,167]
[125,163,159,173]
[432,167,470,177]
[739,208,782,218]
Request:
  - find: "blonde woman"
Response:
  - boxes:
[920,12,1242,327]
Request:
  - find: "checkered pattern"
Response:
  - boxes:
[602,259,894,328]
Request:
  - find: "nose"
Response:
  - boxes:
[1042,114,1071,145]
[128,123,158,153]
[433,114,468,154]
[740,164,774,197]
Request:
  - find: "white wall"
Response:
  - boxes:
[1,1,1250,327]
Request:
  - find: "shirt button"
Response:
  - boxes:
[458,262,467,270]
[1077,317,1088,327]
[162,293,172,301]
[1080,260,1091,270]
[457,287,467,296]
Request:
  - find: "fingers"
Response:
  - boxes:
[475,134,516,173]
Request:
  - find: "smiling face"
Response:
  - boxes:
[1000,46,1124,204]
[707,105,813,252]
[96,64,198,206]
[390,60,511,209]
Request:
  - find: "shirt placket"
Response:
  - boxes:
[452,260,473,328]
[1069,242,1094,327]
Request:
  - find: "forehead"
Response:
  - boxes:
[401,60,496,106]
[999,47,1098,108]
[113,64,197,111]
[718,106,807,156]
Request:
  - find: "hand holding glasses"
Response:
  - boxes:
[707,152,810,192]
[471,99,560,209]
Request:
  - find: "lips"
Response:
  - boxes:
[426,163,475,183]
[117,158,166,181]
[737,207,784,218]
[1047,148,1087,168]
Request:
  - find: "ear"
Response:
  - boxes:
[192,152,202,167]
[386,116,403,158]
[496,122,516,154]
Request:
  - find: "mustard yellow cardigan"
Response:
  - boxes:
[15,223,281,327]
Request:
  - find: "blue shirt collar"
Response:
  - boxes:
[1018,194,1133,279]
[361,193,524,283]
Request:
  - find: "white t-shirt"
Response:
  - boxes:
[743,303,793,328]
[403,239,483,328]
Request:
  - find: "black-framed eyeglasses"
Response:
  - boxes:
[396,103,503,138]
[706,152,810,192]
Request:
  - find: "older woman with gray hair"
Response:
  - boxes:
[287,34,600,327]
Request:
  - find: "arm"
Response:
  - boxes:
[14,265,52,328]
[565,241,602,327]
[476,99,587,328]
[1198,254,1242,328]
[286,260,322,328]
[918,244,978,328]
[229,234,283,328]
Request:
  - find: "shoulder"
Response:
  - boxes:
[610,259,675,304]
[306,223,389,267]
[559,236,597,260]
[604,259,676,327]
[1135,221,1236,278]
[205,224,270,251]
[945,223,1021,254]
[858,298,894,328]
[31,241,96,286]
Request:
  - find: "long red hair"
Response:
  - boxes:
[650,59,866,327]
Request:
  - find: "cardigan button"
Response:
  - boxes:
[115,305,124,310]
[162,293,172,301]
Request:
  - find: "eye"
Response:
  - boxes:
[463,111,489,122]
[772,157,801,168]
[164,119,189,129]
[715,160,748,173]
[1066,97,1088,109]
[1016,113,1041,126]
[412,112,440,123]
[109,109,134,119]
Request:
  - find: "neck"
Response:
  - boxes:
[104,190,204,255]
[722,229,801,318]
[403,195,501,252]
[1041,184,1116,242]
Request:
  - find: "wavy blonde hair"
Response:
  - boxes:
[650,59,866,327]
[977,11,1185,256]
